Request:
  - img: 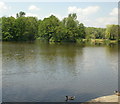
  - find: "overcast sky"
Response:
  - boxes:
[0,2,118,27]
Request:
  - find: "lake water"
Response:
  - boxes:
[2,41,118,102]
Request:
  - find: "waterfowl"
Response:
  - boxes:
[65,96,75,101]
[114,91,120,96]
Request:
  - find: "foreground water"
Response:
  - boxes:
[2,41,118,102]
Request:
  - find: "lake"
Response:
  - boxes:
[2,41,118,102]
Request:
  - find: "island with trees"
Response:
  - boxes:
[1,11,119,44]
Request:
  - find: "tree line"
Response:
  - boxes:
[1,11,120,42]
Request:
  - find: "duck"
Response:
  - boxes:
[65,96,75,101]
[114,91,120,96]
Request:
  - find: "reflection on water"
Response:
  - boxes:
[2,41,118,102]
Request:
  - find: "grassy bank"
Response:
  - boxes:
[76,39,118,45]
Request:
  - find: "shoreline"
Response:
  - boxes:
[87,94,119,103]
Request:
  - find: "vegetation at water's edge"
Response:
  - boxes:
[1,11,120,43]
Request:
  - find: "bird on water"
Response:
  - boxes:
[65,96,75,101]
[114,91,120,96]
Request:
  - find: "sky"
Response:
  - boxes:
[0,2,118,27]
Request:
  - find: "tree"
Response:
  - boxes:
[85,27,105,39]
[2,16,16,41]
[78,23,86,39]
[1,11,118,42]
[14,16,38,41]
[16,11,26,18]
[24,17,38,41]
[0,18,2,40]
[106,24,118,40]
[38,15,61,42]
[14,17,26,41]
[38,13,86,42]
[62,13,80,42]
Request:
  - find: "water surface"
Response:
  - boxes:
[2,41,118,102]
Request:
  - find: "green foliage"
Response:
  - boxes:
[60,13,85,42]
[2,12,38,41]
[105,24,119,40]
[1,11,119,42]
[2,16,16,41]
[16,11,26,18]
[0,18,2,40]
[85,27,106,39]
[38,15,61,42]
